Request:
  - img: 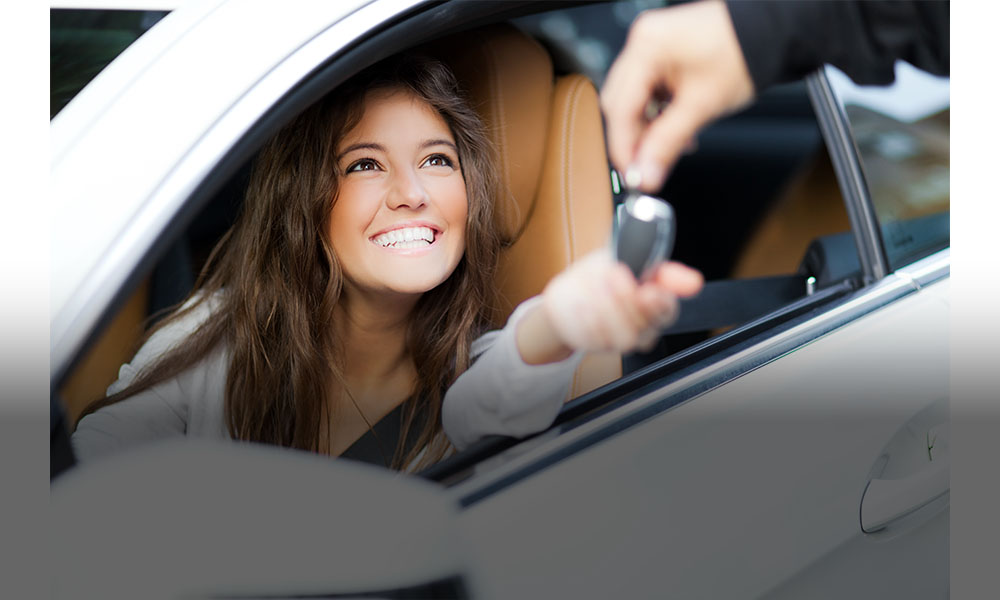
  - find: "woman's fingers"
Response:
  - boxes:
[606,263,645,330]
[542,250,705,354]
[652,261,704,298]
[635,283,680,328]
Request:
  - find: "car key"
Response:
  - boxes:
[614,168,675,281]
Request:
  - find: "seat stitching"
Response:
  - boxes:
[484,42,511,225]
[562,77,586,396]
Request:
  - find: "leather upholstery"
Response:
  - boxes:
[60,281,149,425]
[426,25,552,241]
[432,25,621,397]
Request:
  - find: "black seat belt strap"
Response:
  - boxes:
[666,274,807,335]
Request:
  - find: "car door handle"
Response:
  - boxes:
[860,461,949,533]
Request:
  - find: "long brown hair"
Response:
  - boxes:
[80,55,504,470]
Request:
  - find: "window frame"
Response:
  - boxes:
[806,70,891,284]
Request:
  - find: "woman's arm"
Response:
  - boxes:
[71,296,227,462]
[443,249,702,450]
[72,379,191,462]
[72,347,228,462]
[441,296,584,451]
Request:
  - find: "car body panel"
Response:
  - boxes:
[51,439,469,599]
[459,274,948,599]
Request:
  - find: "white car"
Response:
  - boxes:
[50,1,950,598]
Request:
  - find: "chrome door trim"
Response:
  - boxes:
[806,69,891,284]
[450,249,949,506]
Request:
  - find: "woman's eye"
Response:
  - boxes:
[423,154,454,168]
[346,159,379,173]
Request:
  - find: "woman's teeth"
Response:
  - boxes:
[372,226,435,248]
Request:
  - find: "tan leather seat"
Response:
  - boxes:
[429,25,621,397]
[59,281,150,426]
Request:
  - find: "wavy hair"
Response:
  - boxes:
[80,55,504,470]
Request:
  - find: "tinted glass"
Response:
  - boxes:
[825,62,950,270]
[51,9,168,118]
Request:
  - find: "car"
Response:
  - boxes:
[50,1,950,598]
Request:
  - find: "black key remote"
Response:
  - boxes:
[614,193,675,280]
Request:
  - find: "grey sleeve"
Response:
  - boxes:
[71,294,223,463]
[71,378,189,463]
[442,296,585,451]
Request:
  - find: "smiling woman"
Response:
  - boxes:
[71,54,701,471]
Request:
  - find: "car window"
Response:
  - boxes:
[50,8,168,118]
[55,0,861,480]
[825,62,950,271]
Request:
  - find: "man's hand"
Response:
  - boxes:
[601,0,755,192]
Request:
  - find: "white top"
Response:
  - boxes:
[72,295,584,462]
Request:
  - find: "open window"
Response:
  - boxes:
[54,1,893,487]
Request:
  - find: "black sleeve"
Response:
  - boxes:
[725,0,949,92]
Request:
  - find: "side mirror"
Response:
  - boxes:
[51,440,468,599]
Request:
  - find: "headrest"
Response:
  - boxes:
[426,25,554,241]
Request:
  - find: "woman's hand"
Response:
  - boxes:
[516,249,703,365]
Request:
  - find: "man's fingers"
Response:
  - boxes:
[633,94,708,192]
[601,56,657,177]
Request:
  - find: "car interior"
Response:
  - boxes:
[53,1,910,481]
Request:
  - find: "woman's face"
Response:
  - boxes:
[330,89,468,300]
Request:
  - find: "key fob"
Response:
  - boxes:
[614,193,675,280]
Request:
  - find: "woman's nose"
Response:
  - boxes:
[386,168,429,210]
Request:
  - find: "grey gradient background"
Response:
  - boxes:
[4,1,998,598]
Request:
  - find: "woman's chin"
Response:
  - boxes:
[341,261,460,302]
[386,276,451,296]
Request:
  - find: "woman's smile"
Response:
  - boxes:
[369,221,441,253]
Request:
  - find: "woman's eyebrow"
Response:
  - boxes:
[421,139,458,152]
[337,142,385,159]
